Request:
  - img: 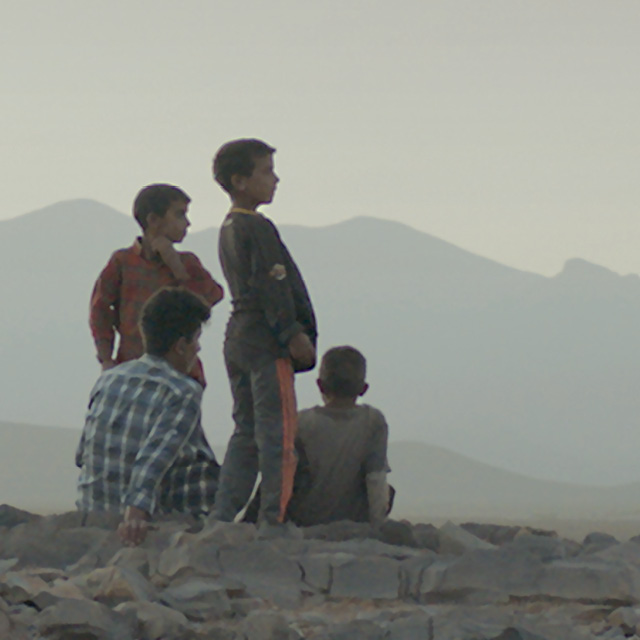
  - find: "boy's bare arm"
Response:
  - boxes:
[366,471,389,527]
[151,237,190,281]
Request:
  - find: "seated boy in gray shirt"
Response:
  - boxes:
[286,346,391,527]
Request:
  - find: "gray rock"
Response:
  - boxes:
[115,600,191,639]
[35,597,137,639]
[160,577,232,621]
[0,558,18,574]
[438,521,496,555]
[303,520,374,542]
[198,519,258,546]
[411,523,439,551]
[0,505,40,529]
[0,597,13,636]
[398,553,437,599]
[304,537,423,559]
[298,554,332,592]
[219,541,302,606]
[491,628,552,640]
[107,546,156,578]
[537,558,640,603]
[505,533,579,562]
[384,612,435,639]
[2,521,113,570]
[229,596,266,617]
[581,532,619,555]
[0,571,49,604]
[29,578,89,610]
[608,605,640,628]
[315,619,386,639]
[156,529,222,580]
[594,541,640,567]
[461,523,557,546]
[421,548,542,602]
[330,556,400,599]
[73,565,157,606]
[242,610,302,640]
[377,520,416,547]
[65,530,123,575]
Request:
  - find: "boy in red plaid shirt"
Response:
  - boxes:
[90,184,223,386]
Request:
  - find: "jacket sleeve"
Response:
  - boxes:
[181,253,224,307]
[89,253,122,357]
[250,220,303,346]
[124,389,201,514]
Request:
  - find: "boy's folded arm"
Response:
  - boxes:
[179,253,224,307]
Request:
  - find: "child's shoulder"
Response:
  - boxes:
[357,404,389,430]
[105,241,138,262]
[225,211,278,233]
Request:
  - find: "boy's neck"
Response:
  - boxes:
[322,395,358,409]
[230,195,260,212]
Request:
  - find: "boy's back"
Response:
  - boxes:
[287,404,388,527]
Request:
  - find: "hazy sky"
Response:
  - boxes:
[2,1,639,276]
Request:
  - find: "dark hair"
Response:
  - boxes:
[140,288,210,356]
[319,346,367,398]
[133,184,190,230]
[212,139,276,193]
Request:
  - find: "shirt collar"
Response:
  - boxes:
[229,207,261,216]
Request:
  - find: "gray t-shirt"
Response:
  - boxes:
[287,404,389,526]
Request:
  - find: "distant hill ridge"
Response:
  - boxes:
[2,199,640,486]
[1,421,638,518]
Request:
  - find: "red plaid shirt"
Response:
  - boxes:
[89,239,223,386]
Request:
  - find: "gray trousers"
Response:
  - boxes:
[214,341,297,525]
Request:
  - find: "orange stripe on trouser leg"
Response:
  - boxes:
[276,358,297,522]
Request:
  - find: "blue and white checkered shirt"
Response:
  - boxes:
[76,355,219,516]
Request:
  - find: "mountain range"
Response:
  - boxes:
[3,421,639,527]
[1,200,640,485]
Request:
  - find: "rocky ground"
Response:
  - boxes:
[2,505,640,639]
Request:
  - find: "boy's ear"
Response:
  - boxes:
[146,211,162,230]
[173,336,188,356]
[359,383,369,397]
[230,174,247,192]
[316,379,325,394]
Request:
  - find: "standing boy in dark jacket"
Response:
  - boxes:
[212,139,317,530]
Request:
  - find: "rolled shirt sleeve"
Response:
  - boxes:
[89,253,122,355]
[181,253,224,308]
[362,409,389,476]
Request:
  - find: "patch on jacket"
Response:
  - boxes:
[269,263,287,280]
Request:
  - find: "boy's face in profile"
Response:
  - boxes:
[235,154,279,206]
[154,199,190,243]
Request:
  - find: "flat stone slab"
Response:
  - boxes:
[330,556,400,599]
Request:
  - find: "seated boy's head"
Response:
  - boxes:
[140,287,210,373]
[133,184,191,241]
[318,346,368,401]
[212,139,278,205]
